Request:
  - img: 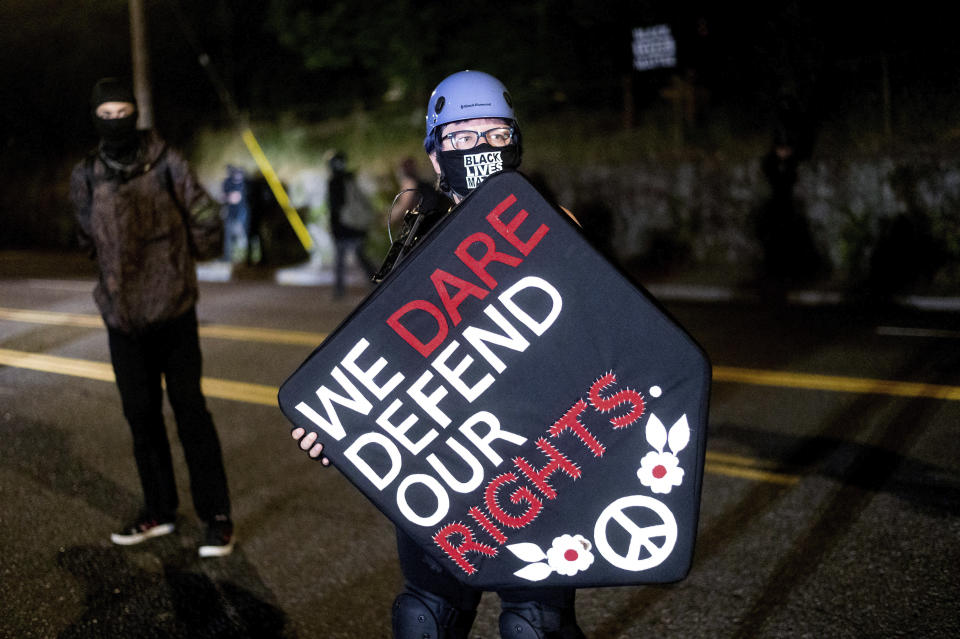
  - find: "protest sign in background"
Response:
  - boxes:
[279,171,710,589]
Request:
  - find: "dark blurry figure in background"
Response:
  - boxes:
[865,166,947,301]
[754,125,822,299]
[246,171,300,266]
[328,151,377,298]
[245,178,264,266]
[221,164,251,264]
[69,77,234,557]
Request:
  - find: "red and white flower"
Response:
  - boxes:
[507,533,595,581]
[546,534,595,576]
[635,413,690,494]
[637,450,684,493]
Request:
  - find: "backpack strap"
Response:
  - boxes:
[82,151,97,194]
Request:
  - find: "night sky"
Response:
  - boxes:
[1,0,959,259]
[1,1,958,171]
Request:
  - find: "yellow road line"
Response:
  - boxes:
[705,450,782,470]
[0,307,103,328]
[4,308,958,401]
[704,461,800,486]
[0,347,803,485]
[713,365,960,401]
[6,307,955,484]
[197,324,325,346]
[0,347,116,382]
[0,307,326,346]
[197,377,277,406]
[703,452,801,484]
[0,348,276,406]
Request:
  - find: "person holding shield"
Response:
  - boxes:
[292,70,585,639]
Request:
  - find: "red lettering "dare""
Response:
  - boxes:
[387,194,549,357]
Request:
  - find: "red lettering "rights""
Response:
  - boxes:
[431,371,645,575]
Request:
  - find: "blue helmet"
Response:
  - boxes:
[424,70,518,152]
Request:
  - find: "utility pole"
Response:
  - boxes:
[129,0,154,129]
[881,53,892,144]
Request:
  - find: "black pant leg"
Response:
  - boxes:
[107,325,178,519]
[159,308,231,523]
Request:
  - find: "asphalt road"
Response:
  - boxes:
[1,263,958,638]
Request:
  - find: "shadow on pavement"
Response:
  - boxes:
[1,419,294,638]
[57,542,292,639]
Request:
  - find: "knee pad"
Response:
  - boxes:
[499,601,586,639]
[392,584,476,639]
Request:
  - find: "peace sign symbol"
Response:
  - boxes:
[593,495,678,571]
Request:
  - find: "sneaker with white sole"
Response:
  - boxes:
[110,514,176,546]
[198,515,235,558]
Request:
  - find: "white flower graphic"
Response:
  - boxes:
[546,534,594,576]
[635,413,690,494]
[507,533,595,581]
[637,450,684,493]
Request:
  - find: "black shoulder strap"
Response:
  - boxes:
[373,199,450,282]
[83,152,97,194]
[155,146,179,208]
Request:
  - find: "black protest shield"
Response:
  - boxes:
[279,171,710,589]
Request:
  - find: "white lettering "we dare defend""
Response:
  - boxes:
[294,276,563,527]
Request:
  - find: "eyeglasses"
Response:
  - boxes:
[441,127,514,151]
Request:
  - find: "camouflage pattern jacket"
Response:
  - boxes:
[70,130,222,333]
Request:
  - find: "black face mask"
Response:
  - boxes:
[436,143,520,199]
[94,114,139,160]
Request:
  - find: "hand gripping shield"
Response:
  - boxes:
[279,171,710,589]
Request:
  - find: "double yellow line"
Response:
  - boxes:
[713,365,960,401]
[5,306,960,486]
[0,345,800,485]
[8,307,959,402]
[0,307,325,346]
[0,347,280,406]
[704,451,799,486]
[0,306,326,407]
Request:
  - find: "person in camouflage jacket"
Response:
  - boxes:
[69,77,234,557]
[71,124,221,331]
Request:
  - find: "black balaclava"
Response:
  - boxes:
[436,142,521,200]
[90,77,139,162]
